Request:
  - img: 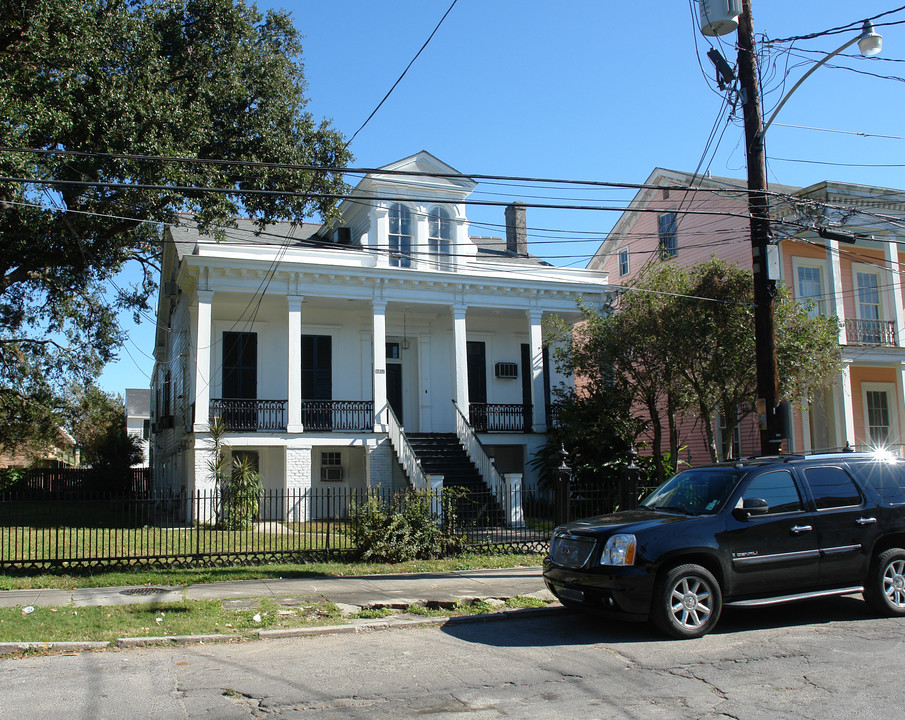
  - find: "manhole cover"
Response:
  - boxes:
[119,587,170,596]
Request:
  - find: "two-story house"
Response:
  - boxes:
[589,168,905,462]
[151,151,610,520]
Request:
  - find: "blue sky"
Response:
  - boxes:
[99,1,905,394]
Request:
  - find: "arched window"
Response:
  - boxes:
[388,203,412,267]
[428,206,452,270]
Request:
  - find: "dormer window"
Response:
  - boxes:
[389,203,412,268]
[428,206,453,270]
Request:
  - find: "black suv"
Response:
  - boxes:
[543,452,905,638]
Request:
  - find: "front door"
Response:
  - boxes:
[387,363,403,424]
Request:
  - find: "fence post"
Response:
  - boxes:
[620,444,640,511]
[553,444,571,527]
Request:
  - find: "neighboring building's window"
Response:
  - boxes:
[856,271,881,320]
[657,212,677,259]
[389,203,412,268]
[866,389,892,445]
[618,249,630,277]
[428,206,453,270]
[856,270,882,343]
[796,264,824,317]
[142,419,151,440]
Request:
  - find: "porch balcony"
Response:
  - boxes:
[209,399,374,432]
[845,318,896,347]
[469,403,532,432]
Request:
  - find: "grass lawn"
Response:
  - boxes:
[0,553,546,591]
[0,593,553,645]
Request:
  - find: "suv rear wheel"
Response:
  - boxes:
[865,548,905,616]
[652,563,722,639]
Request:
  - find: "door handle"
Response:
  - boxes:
[791,525,813,534]
[856,517,878,525]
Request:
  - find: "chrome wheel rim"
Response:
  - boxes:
[882,559,905,608]
[669,576,713,629]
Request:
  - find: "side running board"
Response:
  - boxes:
[725,586,864,608]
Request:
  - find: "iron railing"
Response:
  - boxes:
[469,403,531,432]
[210,399,288,431]
[845,318,896,346]
[302,401,374,431]
[0,486,560,570]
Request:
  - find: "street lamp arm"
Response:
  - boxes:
[758,37,859,140]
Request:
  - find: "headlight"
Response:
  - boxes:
[599,534,636,566]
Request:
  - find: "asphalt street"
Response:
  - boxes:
[2,593,903,719]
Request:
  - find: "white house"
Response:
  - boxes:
[150,151,610,520]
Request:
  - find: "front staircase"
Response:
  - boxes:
[405,433,504,526]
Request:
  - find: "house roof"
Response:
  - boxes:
[470,236,552,267]
[168,216,326,261]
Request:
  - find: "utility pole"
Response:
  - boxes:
[736,0,783,455]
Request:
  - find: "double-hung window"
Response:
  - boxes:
[618,248,630,276]
[657,212,677,260]
[428,207,452,270]
[389,203,412,268]
[796,264,824,317]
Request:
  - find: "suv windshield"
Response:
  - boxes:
[640,467,745,515]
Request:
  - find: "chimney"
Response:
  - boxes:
[505,202,528,257]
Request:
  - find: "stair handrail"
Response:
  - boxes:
[386,406,430,490]
[451,400,506,500]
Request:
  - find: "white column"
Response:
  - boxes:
[504,473,525,528]
[528,308,547,433]
[193,290,214,432]
[373,300,388,430]
[370,206,389,267]
[287,296,304,433]
[801,401,813,453]
[452,304,469,416]
[885,240,905,347]
[414,204,428,270]
[826,239,847,344]
[838,361,856,449]
[419,335,433,431]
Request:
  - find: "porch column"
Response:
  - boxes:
[837,361,856,449]
[193,290,213,431]
[452,304,469,416]
[826,239,847,343]
[528,308,547,433]
[373,300,388,430]
[885,240,905,347]
[287,295,304,433]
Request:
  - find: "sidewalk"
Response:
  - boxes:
[0,566,551,611]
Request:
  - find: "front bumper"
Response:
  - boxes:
[542,559,654,617]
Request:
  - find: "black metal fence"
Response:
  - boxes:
[8,468,151,495]
[0,486,574,570]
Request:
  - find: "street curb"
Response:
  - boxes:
[0,641,110,656]
[116,633,242,648]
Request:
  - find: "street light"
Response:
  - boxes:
[733,5,882,455]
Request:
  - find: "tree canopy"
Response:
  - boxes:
[547,258,842,481]
[0,0,351,451]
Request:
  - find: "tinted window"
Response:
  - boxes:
[742,470,802,514]
[847,461,905,505]
[640,468,743,515]
[802,466,862,509]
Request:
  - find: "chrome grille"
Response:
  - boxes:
[551,532,596,568]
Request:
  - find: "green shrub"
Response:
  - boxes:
[350,489,464,562]
[0,468,23,491]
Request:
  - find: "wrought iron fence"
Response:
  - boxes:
[0,486,571,570]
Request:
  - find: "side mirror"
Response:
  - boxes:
[732,497,769,521]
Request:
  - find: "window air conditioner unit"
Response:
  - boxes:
[495,362,519,379]
[321,465,343,482]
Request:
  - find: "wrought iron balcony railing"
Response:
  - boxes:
[469,403,532,432]
[845,318,896,346]
[302,401,374,431]
[210,399,287,432]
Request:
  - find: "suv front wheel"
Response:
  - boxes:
[652,563,722,639]
[865,548,905,616]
